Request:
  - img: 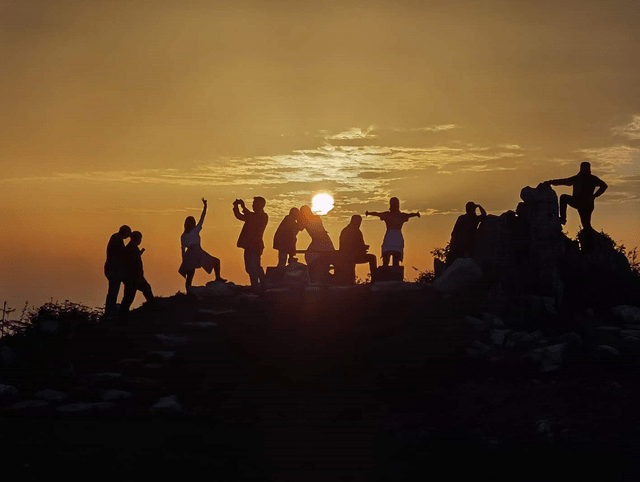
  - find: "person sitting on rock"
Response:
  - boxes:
[447,201,487,265]
[339,215,377,282]
[544,161,608,231]
[120,231,155,320]
[179,197,225,292]
[233,197,269,288]
[365,197,420,268]
[273,207,302,268]
[104,224,131,318]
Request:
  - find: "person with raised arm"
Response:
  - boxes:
[179,198,225,291]
[233,197,269,288]
[543,161,608,231]
[366,197,420,268]
[447,201,487,265]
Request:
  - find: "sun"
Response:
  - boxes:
[311,193,334,215]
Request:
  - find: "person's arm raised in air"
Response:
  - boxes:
[594,178,608,199]
[476,204,487,220]
[233,199,246,221]
[365,210,383,218]
[197,198,207,228]
[406,211,421,219]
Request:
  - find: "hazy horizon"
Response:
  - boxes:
[1,0,639,310]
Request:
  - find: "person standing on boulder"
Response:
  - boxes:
[119,231,155,320]
[366,197,420,268]
[233,197,269,288]
[544,161,608,231]
[273,207,302,268]
[447,202,487,265]
[179,197,226,292]
[104,225,132,319]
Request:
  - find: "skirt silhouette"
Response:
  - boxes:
[179,245,216,277]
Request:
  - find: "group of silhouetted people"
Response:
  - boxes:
[105,162,608,318]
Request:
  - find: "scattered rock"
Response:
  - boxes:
[611,305,640,325]
[594,326,621,335]
[117,358,143,368]
[144,351,175,362]
[481,313,505,327]
[0,384,18,401]
[490,329,510,347]
[620,330,640,339]
[189,283,234,299]
[34,389,68,403]
[552,332,582,349]
[466,340,491,358]
[91,372,122,381]
[432,258,483,295]
[505,331,536,350]
[595,345,621,358]
[91,402,116,412]
[122,377,162,391]
[540,344,566,372]
[182,322,218,330]
[464,315,491,332]
[56,402,94,413]
[143,363,163,370]
[149,395,183,415]
[100,389,133,402]
[155,334,192,348]
[12,400,50,410]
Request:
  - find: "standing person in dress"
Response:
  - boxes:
[298,205,336,281]
[179,198,225,291]
[366,197,420,268]
[104,225,132,318]
[233,197,269,288]
[273,207,302,268]
[119,231,155,320]
[446,201,487,265]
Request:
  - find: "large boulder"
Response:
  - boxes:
[432,258,483,295]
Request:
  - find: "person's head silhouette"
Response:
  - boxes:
[300,205,313,221]
[119,225,132,238]
[465,202,476,215]
[184,216,196,233]
[389,197,400,211]
[580,161,591,175]
[130,231,142,246]
[350,214,362,228]
[289,207,300,217]
[253,196,266,212]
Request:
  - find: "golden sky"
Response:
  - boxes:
[1,0,639,309]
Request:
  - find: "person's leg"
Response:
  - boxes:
[244,250,260,287]
[212,257,225,281]
[277,250,287,268]
[257,255,265,285]
[366,253,377,274]
[138,277,155,303]
[185,270,195,291]
[391,252,401,268]
[578,207,593,232]
[382,253,390,267]
[105,277,121,318]
[119,281,136,320]
[559,194,574,224]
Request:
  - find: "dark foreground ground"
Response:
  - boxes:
[2,284,640,481]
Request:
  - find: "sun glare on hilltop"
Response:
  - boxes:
[311,193,334,215]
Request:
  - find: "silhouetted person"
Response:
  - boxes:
[179,198,225,291]
[366,197,420,267]
[273,207,302,268]
[544,161,608,231]
[104,225,131,318]
[233,197,268,288]
[447,202,487,265]
[119,231,155,320]
[299,205,336,281]
[339,215,377,281]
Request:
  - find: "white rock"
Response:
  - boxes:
[34,389,68,403]
[155,334,192,348]
[620,330,640,338]
[540,344,566,372]
[149,395,183,415]
[595,345,621,357]
[611,305,640,324]
[190,283,234,298]
[432,258,483,295]
[100,389,133,401]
